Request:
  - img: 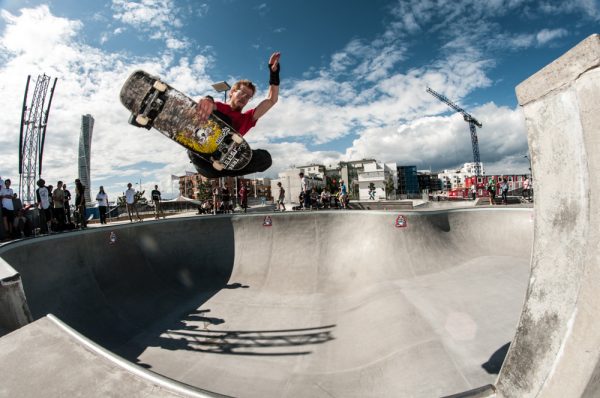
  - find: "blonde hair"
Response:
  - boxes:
[232,80,256,96]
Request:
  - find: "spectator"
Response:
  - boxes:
[299,172,310,209]
[125,183,142,222]
[96,186,109,224]
[13,208,28,238]
[52,181,66,231]
[63,183,72,224]
[339,180,348,209]
[12,193,23,214]
[200,200,212,214]
[501,178,509,205]
[151,185,165,219]
[487,178,496,206]
[239,183,248,213]
[523,177,531,201]
[1,178,15,239]
[75,179,87,229]
[471,184,477,201]
[320,188,330,209]
[221,183,232,214]
[36,179,52,233]
[310,187,319,210]
[276,182,286,211]
[212,186,220,215]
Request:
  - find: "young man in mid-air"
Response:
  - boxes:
[190,52,281,178]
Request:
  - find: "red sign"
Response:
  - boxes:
[395,215,408,228]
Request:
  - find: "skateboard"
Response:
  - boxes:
[119,70,252,171]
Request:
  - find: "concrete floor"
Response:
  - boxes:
[0,208,533,397]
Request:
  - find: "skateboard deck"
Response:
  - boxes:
[119,70,252,171]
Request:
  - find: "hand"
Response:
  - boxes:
[269,52,281,71]
[196,97,214,123]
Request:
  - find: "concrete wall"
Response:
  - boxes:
[496,34,600,398]
[0,257,32,335]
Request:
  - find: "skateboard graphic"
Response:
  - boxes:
[119,70,252,171]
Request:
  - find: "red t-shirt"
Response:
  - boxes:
[215,102,257,136]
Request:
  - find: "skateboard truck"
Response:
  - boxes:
[128,80,168,130]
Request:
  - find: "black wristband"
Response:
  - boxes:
[269,63,280,86]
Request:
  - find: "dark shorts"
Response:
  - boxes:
[2,208,14,223]
[188,149,272,178]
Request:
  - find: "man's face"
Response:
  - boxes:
[230,86,254,111]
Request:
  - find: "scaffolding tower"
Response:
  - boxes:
[18,74,57,204]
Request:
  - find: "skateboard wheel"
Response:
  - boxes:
[232,133,243,144]
[212,160,225,171]
[135,114,150,126]
[153,81,168,92]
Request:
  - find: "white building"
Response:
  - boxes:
[357,161,398,200]
[437,162,485,190]
[270,165,326,205]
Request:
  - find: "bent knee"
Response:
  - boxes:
[254,149,272,170]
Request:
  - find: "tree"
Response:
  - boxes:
[117,190,146,206]
[197,180,213,201]
[384,177,395,200]
[135,190,147,205]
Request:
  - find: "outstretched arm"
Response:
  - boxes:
[253,52,280,121]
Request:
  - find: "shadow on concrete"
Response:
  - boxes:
[158,323,337,356]
[224,282,250,289]
[482,342,511,374]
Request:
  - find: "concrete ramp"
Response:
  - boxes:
[0,209,532,397]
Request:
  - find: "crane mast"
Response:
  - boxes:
[426,87,482,176]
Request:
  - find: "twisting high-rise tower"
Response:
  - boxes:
[78,114,94,204]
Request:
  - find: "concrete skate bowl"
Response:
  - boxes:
[0,209,534,397]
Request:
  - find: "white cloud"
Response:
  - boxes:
[539,0,600,20]
[536,28,568,45]
[0,5,213,201]
[346,103,528,172]
[5,0,578,200]
[111,0,189,50]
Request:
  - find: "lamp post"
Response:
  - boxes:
[212,81,235,209]
[523,155,532,177]
[211,81,231,103]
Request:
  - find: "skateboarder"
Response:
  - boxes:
[189,52,281,178]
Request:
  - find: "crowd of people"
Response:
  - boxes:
[0,176,89,241]
[296,172,349,211]
[198,182,251,215]
[0,176,171,241]
[485,177,532,205]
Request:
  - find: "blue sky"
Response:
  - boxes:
[0,0,598,200]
